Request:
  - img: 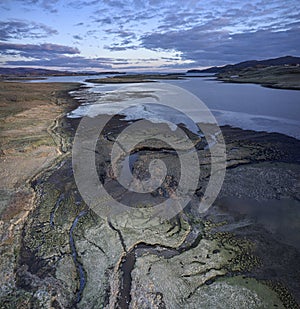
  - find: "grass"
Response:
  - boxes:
[217,66,300,90]
[86,73,185,83]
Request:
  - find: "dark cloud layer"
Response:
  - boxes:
[141,26,300,66]
[5,55,113,69]
[73,35,83,40]
[0,20,58,41]
[0,42,79,60]
[3,54,133,69]
[0,41,131,69]
[86,0,300,67]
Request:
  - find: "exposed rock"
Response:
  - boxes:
[1,83,300,308]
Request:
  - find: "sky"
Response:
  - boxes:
[0,0,300,71]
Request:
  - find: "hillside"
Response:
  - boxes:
[216,65,300,90]
[187,56,300,74]
[0,67,125,77]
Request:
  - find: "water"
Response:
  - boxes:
[69,210,88,303]
[29,75,300,139]
[26,74,116,84]
[168,78,300,139]
[68,77,300,139]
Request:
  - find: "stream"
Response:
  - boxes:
[69,210,88,304]
[118,225,203,308]
[49,193,65,227]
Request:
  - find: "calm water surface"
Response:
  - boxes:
[168,78,300,139]
[30,75,300,139]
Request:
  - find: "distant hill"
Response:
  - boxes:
[187,56,300,74]
[0,67,125,77]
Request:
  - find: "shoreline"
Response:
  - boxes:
[216,76,300,91]
[85,71,300,91]
[215,66,300,90]
[0,81,299,307]
[3,71,300,91]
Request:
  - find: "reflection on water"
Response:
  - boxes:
[168,78,300,139]
[27,75,300,139]
[65,76,300,139]
[220,197,300,250]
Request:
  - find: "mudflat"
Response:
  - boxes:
[0,82,300,308]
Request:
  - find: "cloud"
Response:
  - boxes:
[104,29,136,39]
[94,17,112,26]
[73,35,83,40]
[68,0,99,9]
[85,0,300,62]
[141,26,300,66]
[0,42,80,59]
[16,0,59,13]
[0,41,158,69]
[102,29,138,51]
[101,0,127,8]
[104,44,138,51]
[137,0,300,67]
[2,54,133,69]
[0,20,58,41]
[4,55,113,69]
[0,40,130,69]
[3,0,300,70]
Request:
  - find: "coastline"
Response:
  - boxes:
[83,68,300,91]
[0,81,299,307]
[216,66,300,90]
[216,77,300,90]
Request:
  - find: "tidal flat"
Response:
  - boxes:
[86,73,185,84]
[86,66,300,91]
[0,82,299,308]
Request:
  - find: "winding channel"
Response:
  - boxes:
[117,226,203,308]
[69,210,88,304]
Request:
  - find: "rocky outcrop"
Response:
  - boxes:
[1,83,300,308]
